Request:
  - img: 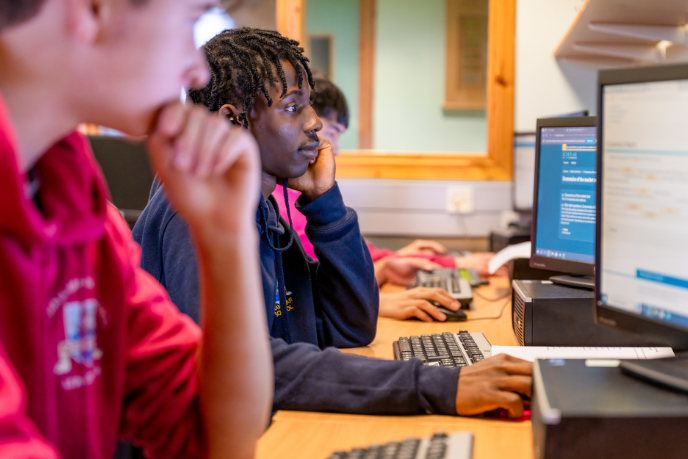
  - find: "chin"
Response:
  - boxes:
[271,161,310,179]
[100,107,160,138]
[292,163,311,179]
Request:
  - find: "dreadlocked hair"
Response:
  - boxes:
[188,27,315,128]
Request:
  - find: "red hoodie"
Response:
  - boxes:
[0,94,205,458]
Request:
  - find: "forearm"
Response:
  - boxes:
[194,225,272,459]
[374,259,390,286]
[272,338,458,415]
[308,218,379,347]
[300,184,379,347]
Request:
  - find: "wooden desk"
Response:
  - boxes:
[256,277,532,459]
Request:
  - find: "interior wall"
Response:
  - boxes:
[340,0,597,239]
[286,1,599,240]
[227,0,276,30]
[338,179,512,238]
[373,0,488,152]
[306,0,360,150]
[515,0,597,132]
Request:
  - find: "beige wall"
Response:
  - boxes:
[515,0,596,132]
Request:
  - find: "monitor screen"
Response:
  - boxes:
[513,133,536,212]
[533,125,597,267]
[598,78,688,332]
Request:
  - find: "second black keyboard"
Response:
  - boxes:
[393,331,492,368]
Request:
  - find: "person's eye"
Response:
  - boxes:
[286,104,298,113]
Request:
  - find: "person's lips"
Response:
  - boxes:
[298,141,320,158]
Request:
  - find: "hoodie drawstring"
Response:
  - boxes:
[260,178,296,343]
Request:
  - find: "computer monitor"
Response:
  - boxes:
[530,116,597,289]
[88,135,154,227]
[513,132,536,213]
[512,110,590,214]
[596,63,688,352]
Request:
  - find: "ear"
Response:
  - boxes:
[66,0,109,44]
[218,104,244,126]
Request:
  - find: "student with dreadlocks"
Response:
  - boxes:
[134,27,533,418]
[273,76,506,322]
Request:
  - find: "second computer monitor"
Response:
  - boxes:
[530,116,597,277]
[596,63,688,350]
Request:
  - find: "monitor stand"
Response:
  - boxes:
[620,353,688,393]
[549,274,594,290]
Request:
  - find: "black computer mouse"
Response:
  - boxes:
[434,304,467,322]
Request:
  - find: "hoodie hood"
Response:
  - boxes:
[0,92,108,247]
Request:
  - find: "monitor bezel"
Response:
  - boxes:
[595,63,688,350]
[512,131,536,212]
[529,116,597,276]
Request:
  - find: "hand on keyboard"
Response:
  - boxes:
[454,354,532,418]
[374,257,442,286]
[379,288,460,322]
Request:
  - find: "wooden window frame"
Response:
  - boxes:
[276,0,305,43]
[279,0,515,181]
[444,0,489,111]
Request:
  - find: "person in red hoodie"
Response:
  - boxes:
[0,1,273,459]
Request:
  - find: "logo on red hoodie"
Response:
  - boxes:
[49,277,104,390]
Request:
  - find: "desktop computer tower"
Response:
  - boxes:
[512,280,655,347]
[532,358,688,459]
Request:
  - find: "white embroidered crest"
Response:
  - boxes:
[54,299,103,377]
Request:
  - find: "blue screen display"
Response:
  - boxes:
[534,126,597,264]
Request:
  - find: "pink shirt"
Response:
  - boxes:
[272,185,315,258]
[272,185,455,267]
[0,93,205,458]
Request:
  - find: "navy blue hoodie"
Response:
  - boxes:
[133,181,461,415]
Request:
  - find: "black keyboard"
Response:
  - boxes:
[410,269,473,308]
[327,432,473,459]
[393,331,492,368]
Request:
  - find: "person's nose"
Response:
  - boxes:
[304,107,323,135]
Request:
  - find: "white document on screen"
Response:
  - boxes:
[487,241,531,275]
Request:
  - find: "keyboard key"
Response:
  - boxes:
[426,356,443,364]
[441,358,455,367]
[451,277,461,293]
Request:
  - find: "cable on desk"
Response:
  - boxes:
[465,295,511,321]
[472,287,512,302]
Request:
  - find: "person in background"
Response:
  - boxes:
[273,76,499,322]
[134,27,533,420]
[0,1,272,458]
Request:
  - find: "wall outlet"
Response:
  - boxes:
[446,186,475,214]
